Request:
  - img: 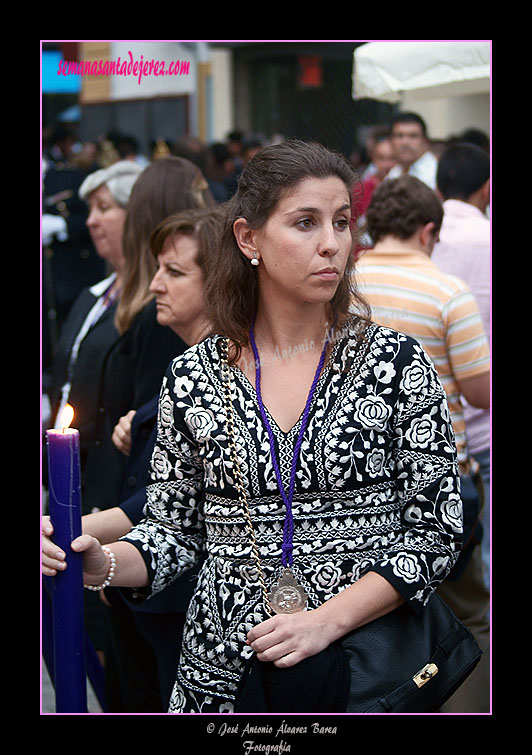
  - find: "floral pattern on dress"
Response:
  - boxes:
[121,319,462,713]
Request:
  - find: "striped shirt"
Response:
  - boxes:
[353,247,490,461]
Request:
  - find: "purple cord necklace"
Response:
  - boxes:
[249,322,332,613]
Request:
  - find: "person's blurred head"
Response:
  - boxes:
[48,124,77,161]
[106,130,141,161]
[458,128,489,153]
[79,161,145,271]
[227,130,244,157]
[366,174,443,248]
[437,142,490,211]
[115,156,214,334]
[370,133,396,180]
[149,208,224,341]
[206,142,236,182]
[390,112,430,170]
[242,139,264,165]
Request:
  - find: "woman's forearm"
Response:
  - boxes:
[313,571,405,646]
[107,540,150,588]
[82,507,134,544]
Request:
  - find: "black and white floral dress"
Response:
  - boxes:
[121,318,462,713]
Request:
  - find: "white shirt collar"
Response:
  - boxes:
[89,272,116,297]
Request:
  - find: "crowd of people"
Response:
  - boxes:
[42,113,490,714]
[41,126,265,377]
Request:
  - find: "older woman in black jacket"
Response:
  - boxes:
[45,160,145,482]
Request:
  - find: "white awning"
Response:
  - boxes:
[352,41,491,103]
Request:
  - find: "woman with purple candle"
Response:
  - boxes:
[71,140,463,713]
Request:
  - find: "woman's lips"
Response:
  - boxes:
[313,268,339,280]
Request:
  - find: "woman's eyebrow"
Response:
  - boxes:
[284,202,351,215]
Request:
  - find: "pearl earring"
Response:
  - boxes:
[251,253,259,266]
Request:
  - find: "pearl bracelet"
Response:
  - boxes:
[84,545,116,591]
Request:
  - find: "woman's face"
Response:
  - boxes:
[242,176,353,307]
[86,184,127,269]
[149,233,205,334]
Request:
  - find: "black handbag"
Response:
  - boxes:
[341,593,481,713]
[235,594,481,714]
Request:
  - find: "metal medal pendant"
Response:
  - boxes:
[268,568,308,614]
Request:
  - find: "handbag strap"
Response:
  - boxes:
[220,337,274,617]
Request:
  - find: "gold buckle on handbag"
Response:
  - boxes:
[413,663,439,688]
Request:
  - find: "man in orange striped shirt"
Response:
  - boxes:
[354,175,490,464]
[353,174,490,713]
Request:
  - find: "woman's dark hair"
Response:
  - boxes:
[366,174,443,243]
[149,207,225,278]
[203,139,371,363]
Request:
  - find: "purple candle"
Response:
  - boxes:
[45,405,87,713]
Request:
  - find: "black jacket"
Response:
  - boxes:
[81,298,187,514]
[46,280,121,464]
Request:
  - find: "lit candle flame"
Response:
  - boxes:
[60,403,74,431]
